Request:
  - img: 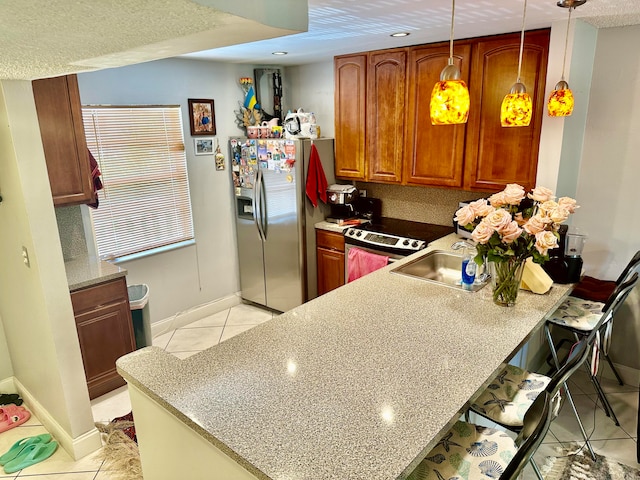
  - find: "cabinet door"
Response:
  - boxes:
[464,30,550,192]
[404,43,471,188]
[32,74,95,207]
[71,278,135,400]
[367,50,407,183]
[334,54,367,180]
[317,247,345,296]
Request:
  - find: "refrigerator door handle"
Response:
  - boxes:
[253,169,266,241]
[258,168,268,239]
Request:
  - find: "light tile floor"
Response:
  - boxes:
[0,303,637,478]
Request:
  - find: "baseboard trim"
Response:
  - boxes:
[151,293,241,338]
[12,377,102,460]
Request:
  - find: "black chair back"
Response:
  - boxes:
[500,273,638,480]
[615,250,640,285]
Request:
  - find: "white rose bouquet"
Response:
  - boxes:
[454,184,578,305]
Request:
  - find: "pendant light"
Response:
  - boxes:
[430,0,470,125]
[547,0,586,116]
[500,0,532,127]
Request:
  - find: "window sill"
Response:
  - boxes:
[109,239,196,264]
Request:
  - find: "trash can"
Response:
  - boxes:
[127,284,151,349]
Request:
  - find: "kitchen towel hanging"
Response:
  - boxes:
[87,149,104,209]
[305,143,328,207]
[347,247,389,282]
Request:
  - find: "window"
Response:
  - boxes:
[82,106,194,260]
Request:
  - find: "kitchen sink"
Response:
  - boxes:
[390,249,488,292]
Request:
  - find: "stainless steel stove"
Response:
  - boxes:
[344,217,454,257]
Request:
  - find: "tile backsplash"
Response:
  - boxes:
[55,206,87,261]
[356,182,492,226]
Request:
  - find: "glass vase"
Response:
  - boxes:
[488,259,526,307]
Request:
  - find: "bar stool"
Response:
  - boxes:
[409,313,600,480]
[549,250,640,385]
[467,274,639,473]
[545,251,640,425]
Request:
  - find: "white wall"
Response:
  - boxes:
[574,24,640,279]
[285,61,335,138]
[0,80,100,457]
[569,25,640,373]
[77,58,263,324]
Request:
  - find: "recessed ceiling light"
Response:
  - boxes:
[272,51,288,56]
[390,32,410,37]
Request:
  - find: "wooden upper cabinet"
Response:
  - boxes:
[32,74,95,207]
[367,50,407,183]
[334,54,367,180]
[404,42,471,188]
[464,30,550,192]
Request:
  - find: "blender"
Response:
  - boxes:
[565,232,587,282]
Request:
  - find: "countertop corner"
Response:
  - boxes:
[65,255,127,291]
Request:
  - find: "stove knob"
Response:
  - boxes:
[403,239,410,246]
[347,229,354,236]
[356,231,362,237]
[412,241,419,248]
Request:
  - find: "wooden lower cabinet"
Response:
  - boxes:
[316,229,345,296]
[71,277,135,399]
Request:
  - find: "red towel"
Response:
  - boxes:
[305,143,328,207]
[87,149,103,209]
[347,247,389,282]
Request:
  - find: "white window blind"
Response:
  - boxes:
[82,106,194,260]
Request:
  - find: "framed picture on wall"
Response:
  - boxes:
[188,99,216,136]
[194,138,214,156]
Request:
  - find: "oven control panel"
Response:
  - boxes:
[344,228,426,253]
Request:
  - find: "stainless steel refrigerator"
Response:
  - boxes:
[230,138,335,312]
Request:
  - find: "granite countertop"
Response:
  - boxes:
[117,233,571,480]
[315,220,367,233]
[64,254,127,291]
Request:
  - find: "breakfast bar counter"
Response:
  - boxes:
[116,234,571,480]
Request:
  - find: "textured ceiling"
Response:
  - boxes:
[1,0,639,80]
[0,0,306,80]
[184,0,640,65]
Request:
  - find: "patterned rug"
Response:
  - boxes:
[543,447,640,480]
[95,412,142,480]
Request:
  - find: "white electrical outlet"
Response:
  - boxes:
[359,189,367,197]
[22,246,30,268]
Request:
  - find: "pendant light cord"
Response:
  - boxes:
[561,7,573,80]
[516,0,528,83]
[448,0,456,65]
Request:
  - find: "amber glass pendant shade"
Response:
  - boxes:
[430,78,470,125]
[501,83,532,127]
[430,0,470,126]
[548,80,574,117]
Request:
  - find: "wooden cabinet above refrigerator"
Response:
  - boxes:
[333,29,550,192]
[32,74,95,207]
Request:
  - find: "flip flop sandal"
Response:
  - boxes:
[0,404,26,415]
[0,434,52,466]
[3,440,58,474]
[0,406,31,434]
[0,394,22,407]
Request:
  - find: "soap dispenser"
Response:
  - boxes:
[461,247,477,290]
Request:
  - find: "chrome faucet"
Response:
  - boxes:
[451,240,490,283]
[451,240,475,251]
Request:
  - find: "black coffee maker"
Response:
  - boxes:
[542,224,570,283]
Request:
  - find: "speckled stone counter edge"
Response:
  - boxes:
[65,254,127,291]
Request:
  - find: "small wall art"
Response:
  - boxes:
[194,138,213,156]
[188,99,216,136]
